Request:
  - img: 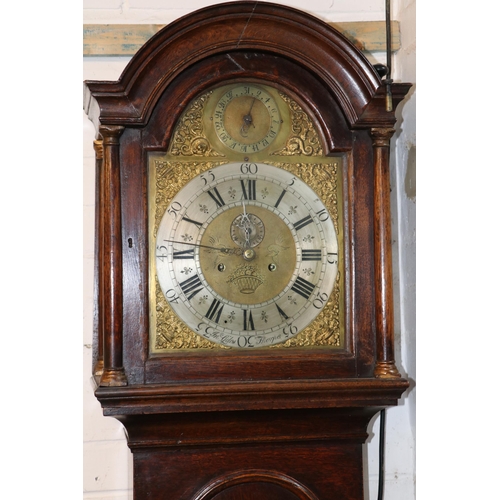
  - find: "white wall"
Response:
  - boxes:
[83,2,416,499]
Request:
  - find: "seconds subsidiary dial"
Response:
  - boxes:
[155,162,338,348]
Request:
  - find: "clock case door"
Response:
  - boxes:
[84,2,410,498]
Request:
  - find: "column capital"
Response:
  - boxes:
[370,127,395,147]
[99,124,125,144]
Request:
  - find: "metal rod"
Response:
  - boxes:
[385,0,392,79]
[385,0,393,111]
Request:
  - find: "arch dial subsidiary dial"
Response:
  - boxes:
[213,84,281,154]
[155,162,339,348]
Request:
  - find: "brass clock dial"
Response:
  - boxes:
[155,162,339,348]
[213,84,281,153]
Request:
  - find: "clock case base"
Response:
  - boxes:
[85,2,412,499]
[129,410,374,500]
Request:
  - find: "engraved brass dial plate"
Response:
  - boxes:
[149,82,344,352]
[155,162,339,348]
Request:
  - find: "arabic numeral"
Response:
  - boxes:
[327,252,338,265]
[316,208,329,222]
[237,335,255,348]
[240,163,258,175]
[156,245,168,262]
[167,201,182,219]
[313,292,329,310]
[282,324,298,337]
[165,289,180,304]
[200,170,215,186]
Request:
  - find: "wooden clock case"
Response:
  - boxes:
[84,2,411,499]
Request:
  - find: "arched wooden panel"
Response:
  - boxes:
[193,469,318,500]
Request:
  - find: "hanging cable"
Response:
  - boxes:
[377,409,387,500]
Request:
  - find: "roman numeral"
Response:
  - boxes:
[182,216,203,228]
[274,189,286,208]
[207,187,225,208]
[243,309,255,331]
[275,304,289,321]
[173,248,195,260]
[241,179,256,200]
[291,276,316,300]
[293,215,314,231]
[205,298,224,323]
[179,274,203,300]
[301,249,321,261]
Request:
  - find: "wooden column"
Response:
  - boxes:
[93,138,104,378]
[371,127,401,379]
[99,125,127,387]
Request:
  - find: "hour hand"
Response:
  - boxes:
[242,113,254,128]
[240,98,256,137]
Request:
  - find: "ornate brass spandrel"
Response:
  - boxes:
[169,92,225,157]
[272,93,324,157]
[152,160,226,239]
[273,271,342,348]
[154,276,224,350]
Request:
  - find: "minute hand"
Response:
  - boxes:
[163,240,243,256]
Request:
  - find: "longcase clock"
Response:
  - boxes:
[84,2,411,499]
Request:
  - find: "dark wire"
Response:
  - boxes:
[377,409,386,500]
[378,5,391,500]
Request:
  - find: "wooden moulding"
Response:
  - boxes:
[83,21,401,57]
[95,378,409,416]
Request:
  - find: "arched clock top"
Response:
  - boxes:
[83,1,406,134]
